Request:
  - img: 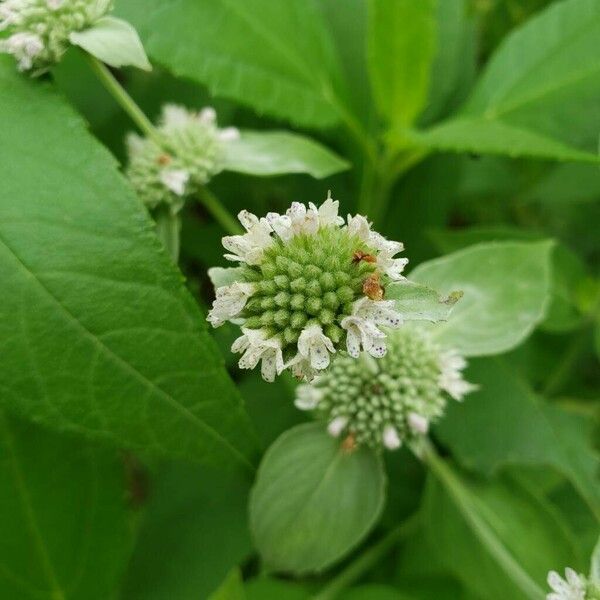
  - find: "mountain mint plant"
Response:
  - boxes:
[208,195,409,381]
[0,0,111,72]
[126,104,239,215]
[295,325,477,450]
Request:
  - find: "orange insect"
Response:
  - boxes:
[157,154,172,166]
[341,432,357,453]
[352,250,377,265]
[362,272,385,301]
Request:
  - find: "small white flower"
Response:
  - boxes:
[438,349,478,401]
[287,324,336,381]
[47,0,64,10]
[312,194,344,228]
[295,384,323,411]
[222,210,273,265]
[199,106,217,124]
[287,201,320,236]
[218,127,240,142]
[368,232,408,281]
[161,104,190,128]
[207,282,255,328]
[382,424,401,449]
[266,211,293,242]
[346,214,371,242]
[407,412,429,435]
[341,298,403,358]
[159,169,190,196]
[232,328,284,383]
[327,416,348,438]
[2,32,44,70]
[547,568,587,600]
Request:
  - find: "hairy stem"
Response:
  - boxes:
[420,439,545,600]
[84,52,241,238]
[312,514,419,600]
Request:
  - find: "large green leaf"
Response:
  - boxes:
[249,423,386,574]
[367,0,436,128]
[410,241,553,356]
[410,0,600,161]
[0,62,258,471]
[222,131,349,178]
[0,414,132,599]
[436,359,600,521]
[116,0,347,128]
[424,468,579,600]
[122,462,252,600]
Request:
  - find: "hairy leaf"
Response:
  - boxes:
[367,0,436,127]
[410,241,553,356]
[0,62,258,470]
[386,281,462,322]
[249,423,386,574]
[223,131,349,178]
[0,414,132,599]
[116,0,347,128]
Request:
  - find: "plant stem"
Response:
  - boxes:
[84,52,242,237]
[420,440,545,600]
[196,187,242,236]
[154,209,181,263]
[84,53,159,143]
[312,515,419,600]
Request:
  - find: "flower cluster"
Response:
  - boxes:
[126,104,239,214]
[208,196,409,381]
[295,326,477,451]
[0,0,111,72]
[547,568,598,600]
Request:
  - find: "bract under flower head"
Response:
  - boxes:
[0,0,111,72]
[208,195,408,381]
[125,104,239,214]
[295,325,476,450]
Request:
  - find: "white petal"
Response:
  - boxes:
[219,127,240,141]
[161,104,190,128]
[199,106,217,124]
[160,169,189,196]
[408,412,429,435]
[328,416,348,438]
[207,282,255,327]
[296,324,335,371]
[346,214,371,242]
[383,425,401,449]
[295,385,323,410]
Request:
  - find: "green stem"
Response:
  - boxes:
[196,187,242,236]
[420,440,545,600]
[84,52,241,237]
[312,515,419,600]
[154,209,181,263]
[84,53,159,143]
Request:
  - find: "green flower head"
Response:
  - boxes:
[295,326,477,451]
[0,0,111,72]
[208,195,409,382]
[125,104,239,214]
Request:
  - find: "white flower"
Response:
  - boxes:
[382,424,401,449]
[222,210,273,265]
[341,298,403,358]
[547,568,587,600]
[407,412,429,435]
[161,104,191,128]
[312,194,344,228]
[232,328,284,383]
[327,416,348,438]
[287,202,320,236]
[295,384,323,410]
[287,324,336,381]
[1,32,44,70]
[47,0,64,10]
[438,349,478,401]
[368,231,408,281]
[218,127,240,142]
[199,106,216,124]
[159,169,190,196]
[207,282,255,328]
[347,214,371,242]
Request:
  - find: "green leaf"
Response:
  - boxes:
[408,118,600,162]
[122,463,252,600]
[0,62,258,470]
[424,466,579,600]
[345,585,414,600]
[592,534,600,583]
[249,423,386,574]
[436,358,600,522]
[387,281,462,322]
[69,16,151,71]
[0,413,132,599]
[409,0,600,161]
[367,0,436,128]
[245,578,309,600]
[208,568,246,600]
[410,241,553,356]
[222,131,349,178]
[116,0,347,128]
